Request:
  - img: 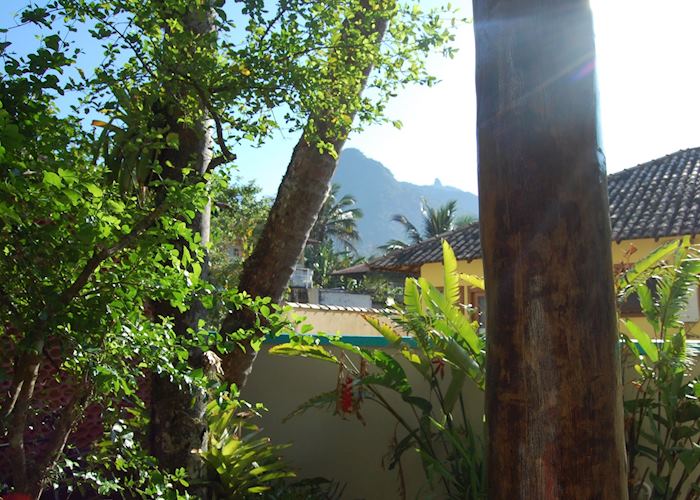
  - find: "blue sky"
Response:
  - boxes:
[4,1,700,196]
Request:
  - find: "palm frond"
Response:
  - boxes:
[378,239,410,253]
[391,214,422,244]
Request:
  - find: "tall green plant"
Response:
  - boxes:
[616,238,700,499]
[273,241,486,499]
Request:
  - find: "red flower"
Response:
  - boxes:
[341,375,353,413]
[3,493,32,500]
[432,357,446,380]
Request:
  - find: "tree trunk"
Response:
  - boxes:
[473,0,627,498]
[148,4,215,478]
[220,125,346,386]
[149,117,212,477]
[220,3,390,388]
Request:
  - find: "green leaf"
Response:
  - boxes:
[617,238,686,290]
[401,395,432,414]
[677,404,700,423]
[86,183,103,198]
[622,319,658,362]
[679,447,700,473]
[442,240,459,306]
[165,132,180,148]
[459,273,485,291]
[283,391,338,422]
[364,314,401,345]
[43,171,62,187]
[44,34,60,51]
[269,343,338,363]
[444,337,482,385]
[362,350,411,394]
[221,438,241,457]
[443,367,466,412]
[63,188,81,205]
[404,278,422,315]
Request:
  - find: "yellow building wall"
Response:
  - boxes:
[420,237,700,338]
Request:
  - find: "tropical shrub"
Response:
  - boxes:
[209,178,272,291]
[198,387,295,499]
[343,274,405,308]
[616,238,700,499]
[273,241,486,499]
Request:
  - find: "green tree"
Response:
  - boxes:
[381,198,475,252]
[304,241,362,288]
[0,25,211,495]
[209,178,272,290]
[220,0,460,386]
[304,184,364,287]
[0,0,461,489]
[309,184,363,254]
[615,239,700,499]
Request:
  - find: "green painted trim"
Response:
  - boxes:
[264,333,417,348]
[263,336,700,351]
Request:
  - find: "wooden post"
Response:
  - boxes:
[472,1,628,497]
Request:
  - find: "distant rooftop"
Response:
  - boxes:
[369,147,700,272]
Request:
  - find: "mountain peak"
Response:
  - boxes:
[333,149,479,256]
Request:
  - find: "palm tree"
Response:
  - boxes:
[380,199,475,252]
[309,183,363,253]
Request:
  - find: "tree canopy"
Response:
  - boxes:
[0,0,460,494]
[380,198,476,252]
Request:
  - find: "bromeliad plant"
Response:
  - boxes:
[198,387,296,499]
[272,241,486,499]
[616,238,700,499]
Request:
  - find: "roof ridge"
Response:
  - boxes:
[607,146,700,180]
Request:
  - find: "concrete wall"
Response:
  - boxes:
[245,343,484,500]
[244,339,700,499]
[319,289,373,309]
[286,303,394,337]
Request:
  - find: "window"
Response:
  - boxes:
[468,288,487,330]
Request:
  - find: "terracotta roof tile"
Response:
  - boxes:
[369,148,700,272]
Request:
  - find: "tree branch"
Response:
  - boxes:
[171,70,236,169]
[32,379,93,497]
[1,200,169,464]
[209,153,235,170]
[58,201,169,307]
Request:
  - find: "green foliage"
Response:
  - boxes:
[0,0,461,491]
[343,274,405,307]
[303,184,364,287]
[380,199,475,252]
[304,240,361,289]
[199,390,296,498]
[616,239,700,499]
[209,176,272,289]
[309,183,363,253]
[0,17,212,487]
[275,242,486,498]
[68,413,193,499]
